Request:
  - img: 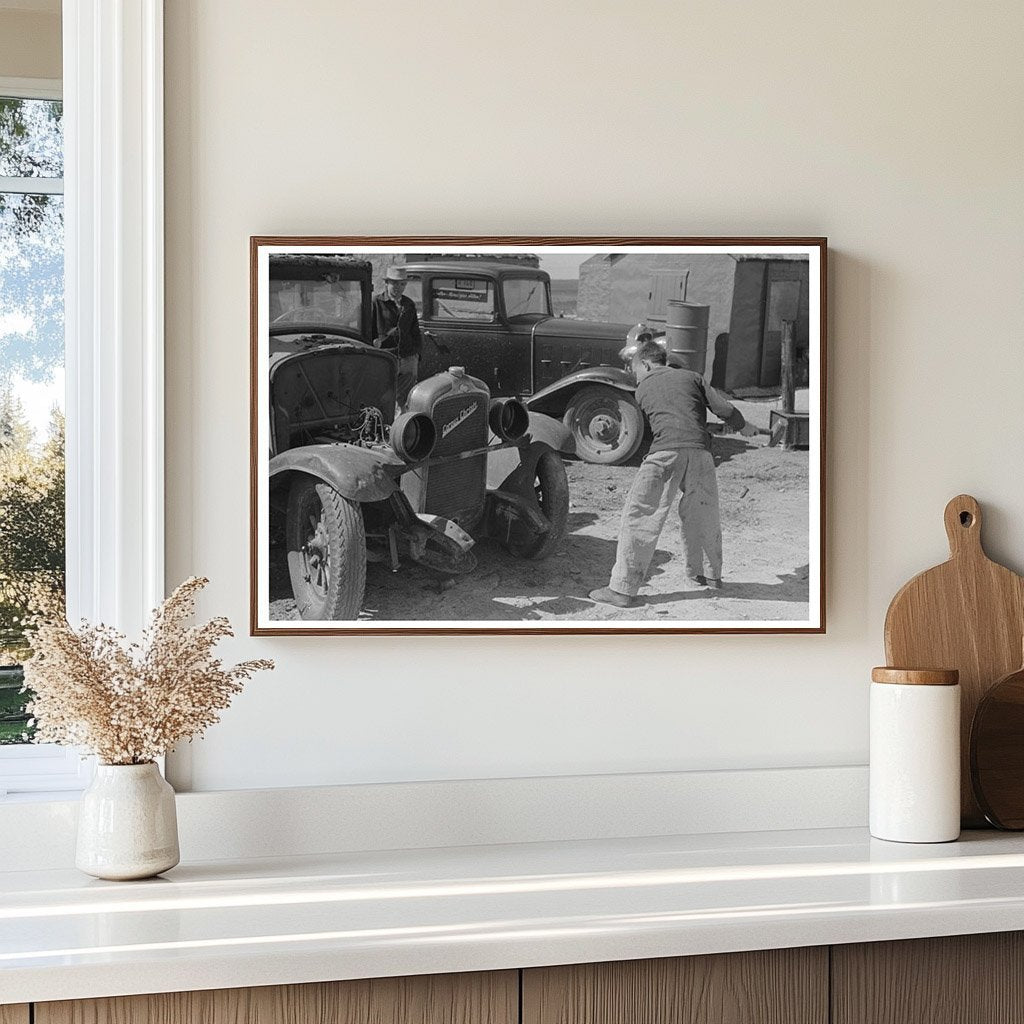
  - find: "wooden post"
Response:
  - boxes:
[780,319,796,415]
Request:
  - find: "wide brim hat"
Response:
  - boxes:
[384,266,408,283]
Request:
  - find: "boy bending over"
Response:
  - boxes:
[589,337,757,609]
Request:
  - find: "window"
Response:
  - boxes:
[0,81,85,797]
[430,277,496,322]
[269,277,364,331]
[0,90,65,753]
[503,276,551,318]
[0,11,166,797]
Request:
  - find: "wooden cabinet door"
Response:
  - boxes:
[832,932,1024,1024]
[0,1007,29,1024]
[35,971,517,1024]
[523,948,828,1024]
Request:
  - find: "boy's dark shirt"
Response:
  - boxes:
[636,365,745,453]
[372,292,422,357]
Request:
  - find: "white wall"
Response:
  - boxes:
[164,0,1024,791]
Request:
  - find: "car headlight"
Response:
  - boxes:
[488,398,530,441]
[391,411,436,462]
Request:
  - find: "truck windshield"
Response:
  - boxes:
[503,277,551,317]
[269,278,363,330]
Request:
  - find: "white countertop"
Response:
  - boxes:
[4,826,1024,1004]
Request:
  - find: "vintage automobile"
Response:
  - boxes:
[403,260,643,465]
[266,255,572,621]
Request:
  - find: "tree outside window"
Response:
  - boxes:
[0,94,65,744]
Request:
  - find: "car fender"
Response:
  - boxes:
[525,366,637,418]
[485,441,524,490]
[270,444,402,503]
[524,411,575,456]
[485,439,547,492]
[486,416,573,488]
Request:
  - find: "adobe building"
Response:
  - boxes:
[578,253,811,393]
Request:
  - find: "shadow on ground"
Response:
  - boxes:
[270,532,809,621]
[640,564,810,607]
[711,435,757,466]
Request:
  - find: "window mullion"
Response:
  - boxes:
[0,176,64,195]
[63,0,164,634]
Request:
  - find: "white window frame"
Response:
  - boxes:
[0,0,164,797]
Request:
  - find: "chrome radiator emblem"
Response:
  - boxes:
[441,403,476,439]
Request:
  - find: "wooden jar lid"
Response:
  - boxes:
[871,667,960,686]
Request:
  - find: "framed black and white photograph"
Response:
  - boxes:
[250,237,826,635]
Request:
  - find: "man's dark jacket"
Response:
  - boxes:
[371,292,422,357]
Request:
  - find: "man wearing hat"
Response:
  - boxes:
[372,265,423,408]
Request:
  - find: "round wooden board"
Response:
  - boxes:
[971,664,1024,829]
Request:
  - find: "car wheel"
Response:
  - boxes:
[510,449,570,560]
[286,475,366,621]
[562,385,644,465]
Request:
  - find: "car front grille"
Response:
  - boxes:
[421,393,488,527]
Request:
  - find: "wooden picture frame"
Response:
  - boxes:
[250,237,826,635]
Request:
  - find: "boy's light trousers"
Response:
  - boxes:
[609,448,723,597]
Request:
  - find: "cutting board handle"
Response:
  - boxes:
[944,494,983,558]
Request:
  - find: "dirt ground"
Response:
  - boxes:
[269,434,811,625]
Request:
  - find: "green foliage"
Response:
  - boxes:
[0,722,28,743]
[0,665,31,743]
[0,389,33,451]
[0,392,65,663]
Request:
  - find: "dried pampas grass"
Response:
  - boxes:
[23,577,273,765]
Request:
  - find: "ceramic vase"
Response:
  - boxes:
[76,762,180,880]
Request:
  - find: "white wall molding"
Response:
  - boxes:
[0,744,91,798]
[0,75,62,100]
[0,765,868,870]
[63,0,164,633]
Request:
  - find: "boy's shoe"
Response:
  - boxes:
[692,575,723,590]
[588,586,639,608]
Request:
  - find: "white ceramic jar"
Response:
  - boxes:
[76,762,180,880]
[870,667,961,843]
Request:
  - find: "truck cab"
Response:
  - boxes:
[405,260,640,463]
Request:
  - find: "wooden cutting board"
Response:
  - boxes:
[884,494,1024,826]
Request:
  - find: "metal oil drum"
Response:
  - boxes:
[664,300,710,373]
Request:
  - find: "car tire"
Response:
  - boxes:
[562,385,644,465]
[286,475,366,621]
[510,449,570,560]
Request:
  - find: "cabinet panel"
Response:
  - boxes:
[522,948,828,1024]
[0,1007,29,1024]
[832,932,1024,1024]
[36,971,517,1024]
